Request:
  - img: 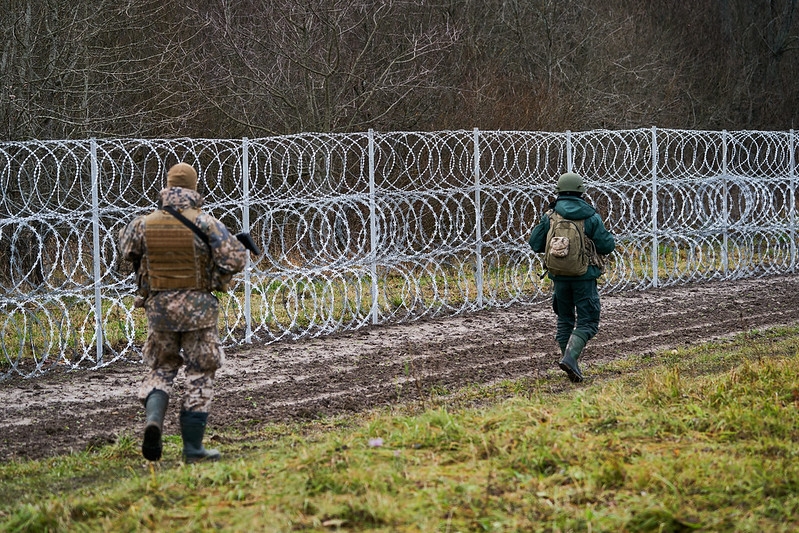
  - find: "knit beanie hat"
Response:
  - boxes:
[166,163,198,190]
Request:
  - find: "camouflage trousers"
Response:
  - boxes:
[138,327,225,412]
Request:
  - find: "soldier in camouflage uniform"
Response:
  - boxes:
[119,162,248,463]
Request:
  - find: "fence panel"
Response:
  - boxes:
[0,129,796,379]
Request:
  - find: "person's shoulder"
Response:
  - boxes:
[577,197,598,212]
[555,197,593,219]
[197,212,235,236]
[586,211,607,226]
[194,210,220,225]
[127,213,148,227]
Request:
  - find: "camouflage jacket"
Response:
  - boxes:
[118,187,248,332]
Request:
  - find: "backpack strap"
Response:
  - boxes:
[539,209,556,278]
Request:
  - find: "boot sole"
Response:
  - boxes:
[142,424,163,461]
[558,362,584,383]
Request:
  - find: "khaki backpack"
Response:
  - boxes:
[544,210,603,276]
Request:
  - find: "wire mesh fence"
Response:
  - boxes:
[0,128,796,379]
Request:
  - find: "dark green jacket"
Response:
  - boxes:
[529,195,616,281]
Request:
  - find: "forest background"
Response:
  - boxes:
[1,0,798,141]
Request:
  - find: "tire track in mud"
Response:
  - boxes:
[2,275,798,460]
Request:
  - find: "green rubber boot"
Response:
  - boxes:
[180,411,221,464]
[558,332,587,383]
[142,390,169,461]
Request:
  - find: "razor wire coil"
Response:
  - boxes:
[0,128,796,380]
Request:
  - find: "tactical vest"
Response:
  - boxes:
[143,208,211,291]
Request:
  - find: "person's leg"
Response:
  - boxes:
[573,279,601,342]
[179,327,225,463]
[559,331,588,382]
[138,329,183,461]
[552,280,576,354]
[559,280,601,383]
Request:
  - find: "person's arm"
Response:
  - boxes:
[118,217,149,302]
[201,215,248,275]
[118,217,144,266]
[528,212,551,253]
[587,215,615,255]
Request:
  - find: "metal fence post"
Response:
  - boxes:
[242,137,253,342]
[722,130,729,277]
[368,129,378,325]
[90,138,103,365]
[473,128,484,307]
[791,129,796,273]
[566,130,573,172]
[651,127,659,288]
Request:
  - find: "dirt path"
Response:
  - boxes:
[2,275,796,460]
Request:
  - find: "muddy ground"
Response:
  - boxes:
[2,274,798,461]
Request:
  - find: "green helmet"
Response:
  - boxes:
[555,172,585,193]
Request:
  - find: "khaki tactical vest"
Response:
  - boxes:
[143,208,211,291]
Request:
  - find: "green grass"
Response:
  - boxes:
[2,328,799,532]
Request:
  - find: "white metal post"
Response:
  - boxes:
[90,139,103,365]
[791,129,796,273]
[566,130,573,173]
[368,130,378,325]
[242,137,252,342]
[722,130,729,276]
[651,127,659,288]
[473,128,483,307]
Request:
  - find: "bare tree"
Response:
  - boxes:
[177,0,461,136]
[1,0,797,140]
[0,0,219,140]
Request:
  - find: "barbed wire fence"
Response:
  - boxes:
[0,128,796,380]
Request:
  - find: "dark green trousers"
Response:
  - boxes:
[552,279,601,351]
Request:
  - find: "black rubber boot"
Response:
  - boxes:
[142,390,169,461]
[180,411,221,464]
[558,333,587,383]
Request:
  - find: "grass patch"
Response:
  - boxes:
[2,327,799,531]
